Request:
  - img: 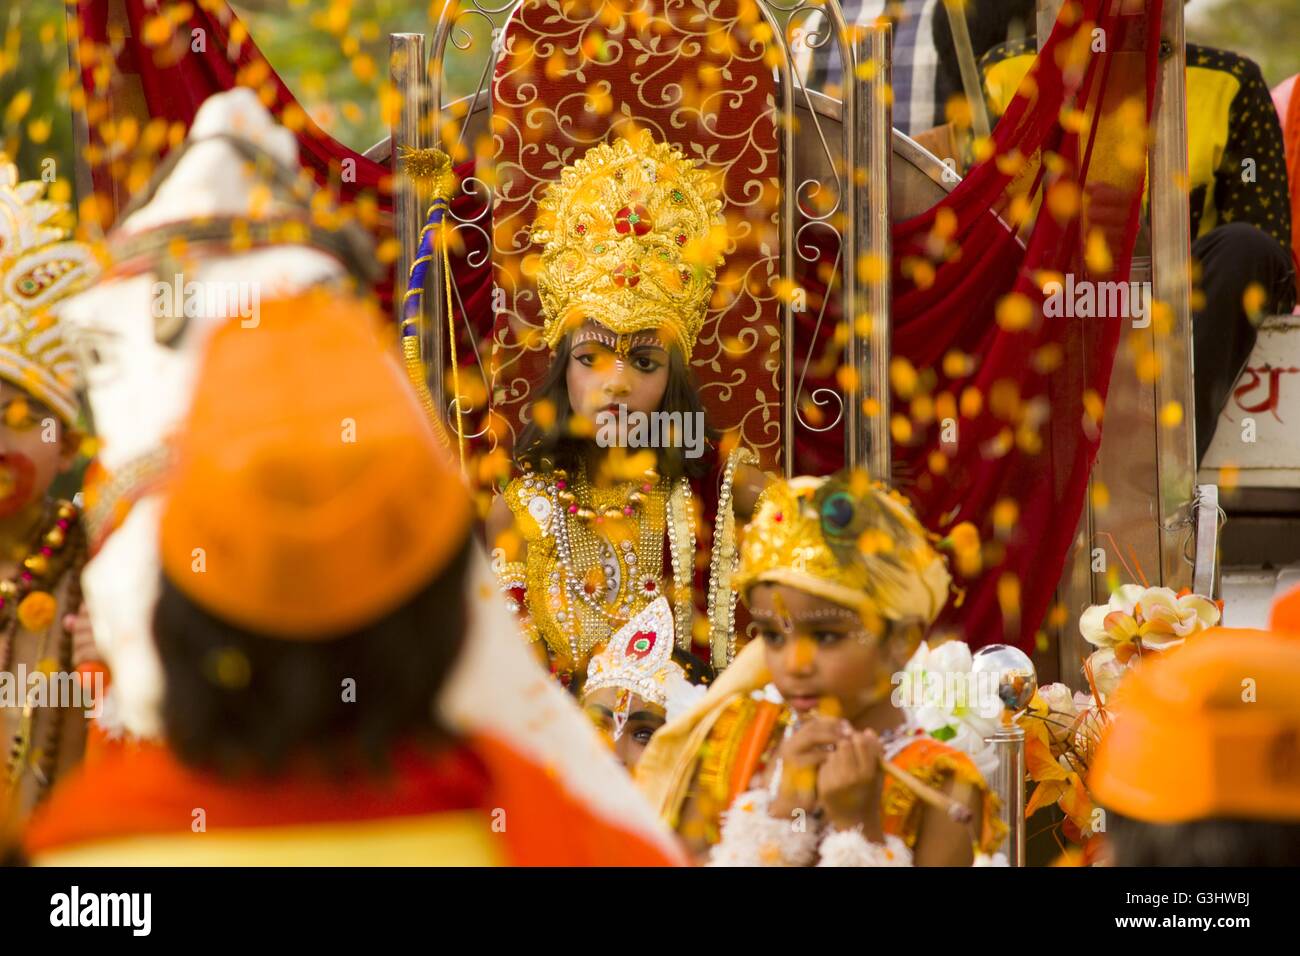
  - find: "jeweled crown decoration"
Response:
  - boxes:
[736,474,953,625]
[584,596,683,708]
[0,156,97,424]
[531,130,724,357]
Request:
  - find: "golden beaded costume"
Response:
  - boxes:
[496,132,751,681]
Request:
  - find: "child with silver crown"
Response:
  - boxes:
[581,596,714,772]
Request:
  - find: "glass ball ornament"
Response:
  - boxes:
[972,643,1038,714]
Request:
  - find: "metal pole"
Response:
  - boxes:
[942,0,991,141]
[1150,3,1197,589]
[988,724,1027,866]
[64,3,97,233]
[390,33,432,372]
[847,23,892,481]
[1192,484,1221,598]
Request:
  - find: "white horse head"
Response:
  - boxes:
[56,88,374,736]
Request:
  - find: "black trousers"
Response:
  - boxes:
[1192,222,1297,461]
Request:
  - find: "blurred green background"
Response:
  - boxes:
[0,0,492,192]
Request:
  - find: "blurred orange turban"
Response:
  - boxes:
[160,290,471,640]
[1269,583,1300,635]
[1090,628,1300,824]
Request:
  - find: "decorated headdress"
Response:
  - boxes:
[531,130,724,357]
[735,472,952,626]
[583,596,707,738]
[0,156,98,424]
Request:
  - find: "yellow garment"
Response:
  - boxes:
[32,810,504,866]
[637,637,771,823]
[985,50,1235,239]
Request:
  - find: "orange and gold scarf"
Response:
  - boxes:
[25,734,678,867]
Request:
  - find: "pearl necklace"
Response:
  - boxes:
[548,467,667,666]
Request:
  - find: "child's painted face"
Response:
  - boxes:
[582,685,667,771]
[566,321,671,423]
[749,583,905,723]
[0,381,75,518]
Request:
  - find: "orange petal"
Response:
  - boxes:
[1026,778,1068,818]
[1059,772,1093,829]
[1019,712,1052,749]
[1026,734,1070,782]
[1114,641,1138,664]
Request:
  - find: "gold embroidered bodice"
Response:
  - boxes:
[495,447,757,679]
[500,467,695,678]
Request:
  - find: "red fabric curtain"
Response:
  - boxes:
[796,1,1161,650]
[898,1,1158,651]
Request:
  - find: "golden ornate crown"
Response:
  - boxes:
[531,130,724,357]
[735,472,953,626]
[0,156,97,424]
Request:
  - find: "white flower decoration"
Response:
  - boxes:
[1079,585,1219,651]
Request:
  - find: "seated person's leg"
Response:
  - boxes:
[1192,221,1299,460]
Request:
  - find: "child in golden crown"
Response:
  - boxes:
[637,471,1007,866]
[0,156,99,821]
[487,131,766,688]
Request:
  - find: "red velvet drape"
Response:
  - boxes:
[795,1,1160,650]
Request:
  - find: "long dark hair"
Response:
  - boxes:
[513,334,718,481]
[152,538,471,777]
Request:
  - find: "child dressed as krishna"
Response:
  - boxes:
[637,472,1007,866]
[487,130,766,687]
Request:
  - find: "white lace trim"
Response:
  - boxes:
[707,788,820,867]
[816,828,914,867]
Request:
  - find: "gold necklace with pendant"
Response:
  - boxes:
[551,466,671,665]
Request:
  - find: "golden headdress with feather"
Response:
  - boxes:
[735,472,953,626]
[530,130,724,357]
[0,155,98,425]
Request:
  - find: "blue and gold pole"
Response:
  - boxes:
[400,146,463,469]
